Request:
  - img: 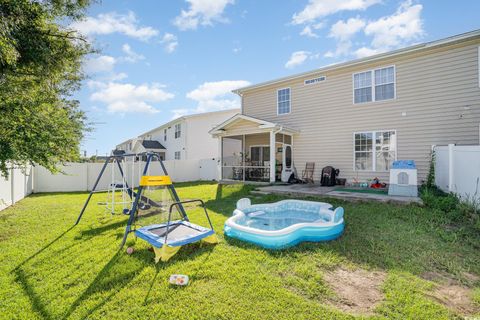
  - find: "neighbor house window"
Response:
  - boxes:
[164,129,167,141]
[174,123,181,139]
[277,88,291,114]
[354,66,395,103]
[174,151,181,160]
[250,146,270,166]
[354,130,396,171]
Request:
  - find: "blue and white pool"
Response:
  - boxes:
[224,198,345,249]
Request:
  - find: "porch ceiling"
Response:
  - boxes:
[209,114,299,137]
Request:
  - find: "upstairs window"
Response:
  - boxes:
[277,88,291,115]
[353,71,372,103]
[164,129,167,141]
[354,66,395,104]
[375,67,395,101]
[174,123,181,139]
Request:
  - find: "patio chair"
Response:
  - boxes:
[302,162,315,184]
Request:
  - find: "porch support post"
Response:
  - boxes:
[242,134,245,181]
[217,137,222,181]
[269,130,276,183]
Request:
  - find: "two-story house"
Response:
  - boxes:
[116,109,239,161]
[210,30,480,184]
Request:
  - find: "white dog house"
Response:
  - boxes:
[388,160,418,197]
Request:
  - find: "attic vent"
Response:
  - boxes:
[304,76,326,85]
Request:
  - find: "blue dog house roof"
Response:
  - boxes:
[392,160,416,169]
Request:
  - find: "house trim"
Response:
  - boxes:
[233,30,480,95]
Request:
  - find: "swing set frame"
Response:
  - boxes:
[75,152,216,257]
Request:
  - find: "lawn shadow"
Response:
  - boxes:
[13,226,75,271]
[61,249,146,319]
[13,267,56,320]
[204,183,256,217]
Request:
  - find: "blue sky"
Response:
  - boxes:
[72,0,480,156]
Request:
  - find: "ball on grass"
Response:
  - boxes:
[126,247,134,255]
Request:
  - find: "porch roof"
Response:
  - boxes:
[209,114,299,137]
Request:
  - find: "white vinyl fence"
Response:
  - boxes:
[0,158,218,211]
[0,165,34,211]
[435,144,480,200]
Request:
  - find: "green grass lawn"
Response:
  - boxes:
[1,182,479,319]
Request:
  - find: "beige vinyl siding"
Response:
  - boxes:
[242,41,480,182]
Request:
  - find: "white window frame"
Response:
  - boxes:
[352,129,397,172]
[249,145,270,165]
[174,123,181,139]
[174,151,181,160]
[164,129,167,141]
[352,65,396,104]
[277,87,291,115]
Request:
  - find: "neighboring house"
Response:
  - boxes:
[210,30,480,183]
[116,109,239,161]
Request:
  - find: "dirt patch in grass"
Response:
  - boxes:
[324,268,386,315]
[429,284,479,315]
[423,271,480,315]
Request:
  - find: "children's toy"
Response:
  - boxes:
[224,198,344,249]
[388,160,418,197]
[76,152,218,263]
[169,274,189,286]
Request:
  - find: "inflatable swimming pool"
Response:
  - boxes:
[224,198,344,249]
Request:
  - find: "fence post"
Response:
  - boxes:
[10,166,14,206]
[448,143,455,192]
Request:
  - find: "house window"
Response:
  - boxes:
[164,129,167,141]
[277,88,291,115]
[250,146,270,166]
[174,151,181,160]
[353,71,372,103]
[354,130,396,171]
[375,67,395,101]
[354,66,395,103]
[174,123,181,139]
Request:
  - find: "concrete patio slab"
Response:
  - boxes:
[253,184,422,205]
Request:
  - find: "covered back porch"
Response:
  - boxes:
[210,114,298,183]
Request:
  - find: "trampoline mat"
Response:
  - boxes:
[148,223,205,241]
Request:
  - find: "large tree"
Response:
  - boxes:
[0,0,93,177]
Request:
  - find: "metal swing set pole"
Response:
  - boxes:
[75,156,112,225]
[75,154,135,225]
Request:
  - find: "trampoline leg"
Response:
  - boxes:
[153,245,181,263]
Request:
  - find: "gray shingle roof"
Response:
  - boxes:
[141,140,166,149]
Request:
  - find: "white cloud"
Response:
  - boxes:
[174,80,250,117]
[299,23,324,38]
[71,11,159,41]
[354,46,382,58]
[173,0,234,31]
[324,17,365,58]
[90,82,174,114]
[324,1,424,59]
[160,33,178,53]
[292,0,380,25]
[83,55,116,74]
[285,51,310,69]
[329,17,365,41]
[364,0,424,50]
[121,44,145,62]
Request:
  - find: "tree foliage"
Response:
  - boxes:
[0,0,93,176]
